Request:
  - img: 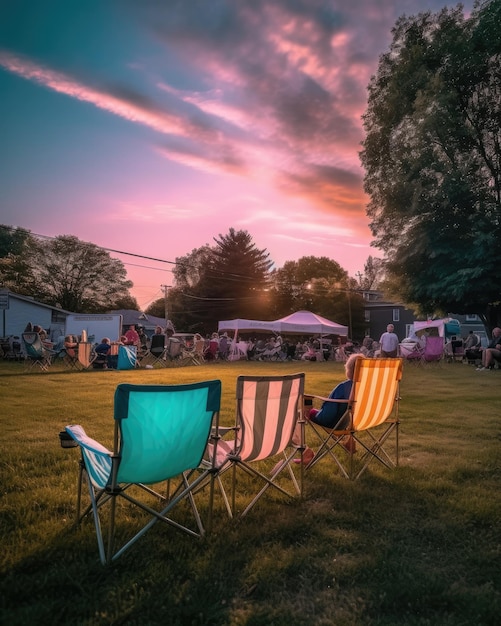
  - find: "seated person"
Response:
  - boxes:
[33,324,53,349]
[93,337,111,369]
[301,342,317,361]
[464,331,479,350]
[297,354,364,463]
[64,334,78,359]
[476,327,501,370]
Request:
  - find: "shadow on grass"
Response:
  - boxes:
[2,459,500,626]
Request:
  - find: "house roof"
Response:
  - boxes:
[108,309,175,332]
[4,290,73,314]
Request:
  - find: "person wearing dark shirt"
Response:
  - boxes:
[93,337,111,369]
[296,354,364,464]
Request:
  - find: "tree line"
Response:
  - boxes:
[0,224,379,337]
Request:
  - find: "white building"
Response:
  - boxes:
[0,290,72,341]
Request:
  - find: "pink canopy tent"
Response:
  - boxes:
[274,310,348,336]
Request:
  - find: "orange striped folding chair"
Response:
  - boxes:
[306,358,403,480]
[210,373,306,517]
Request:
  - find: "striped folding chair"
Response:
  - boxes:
[210,373,306,518]
[65,380,222,564]
[305,358,403,480]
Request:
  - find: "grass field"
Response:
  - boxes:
[1,358,500,625]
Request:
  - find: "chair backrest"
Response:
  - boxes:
[424,336,444,361]
[168,338,182,359]
[21,332,45,358]
[114,380,221,484]
[149,334,166,356]
[194,338,205,356]
[235,373,305,462]
[117,345,136,370]
[351,358,402,432]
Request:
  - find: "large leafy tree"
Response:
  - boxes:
[269,256,365,337]
[360,1,501,328]
[30,235,134,312]
[269,256,348,317]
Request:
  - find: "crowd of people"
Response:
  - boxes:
[10,319,501,372]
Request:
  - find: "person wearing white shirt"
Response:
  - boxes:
[379,324,399,357]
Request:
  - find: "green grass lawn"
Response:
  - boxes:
[1,359,500,625]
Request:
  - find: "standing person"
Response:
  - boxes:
[379,323,399,358]
[218,333,229,360]
[123,324,140,348]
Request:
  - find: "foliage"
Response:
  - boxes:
[0,227,137,313]
[0,225,37,295]
[0,224,31,257]
[269,256,348,317]
[30,235,134,312]
[360,1,501,328]
[112,293,139,311]
[1,361,500,625]
[166,229,274,333]
[268,256,365,337]
[358,255,385,291]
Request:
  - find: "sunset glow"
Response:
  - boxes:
[0,0,474,309]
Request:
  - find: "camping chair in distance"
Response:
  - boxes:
[305,358,403,480]
[143,333,168,367]
[64,379,222,565]
[421,336,445,365]
[208,373,306,518]
[21,332,54,372]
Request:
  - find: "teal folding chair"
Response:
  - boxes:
[65,380,222,565]
[21,332,54,371]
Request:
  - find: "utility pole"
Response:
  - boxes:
[161,285,171,326]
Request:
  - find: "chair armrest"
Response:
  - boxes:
[305,393,349,404]
[66,424,112,455]
[66,425,113,489]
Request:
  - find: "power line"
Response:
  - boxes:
[5,227,267,283]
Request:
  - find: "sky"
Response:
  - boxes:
[0,0,475,310]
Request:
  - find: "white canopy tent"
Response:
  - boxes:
[218,310,348,336]
[217,318,282,334]
[274,311,348,336]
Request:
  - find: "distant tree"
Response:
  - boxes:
[164,229,273,333]
[144,298,165,320]
[360,1,501,329]
[357,256,385,291]
[0,224,31,257]
[268,256,366,338]
[173,245,214,290]
[0,225,36,294]
[112,294,139,311]
[169,245,218,331]
[30,235,134,312]
[269,256,348,318]
[199,228,273,329]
